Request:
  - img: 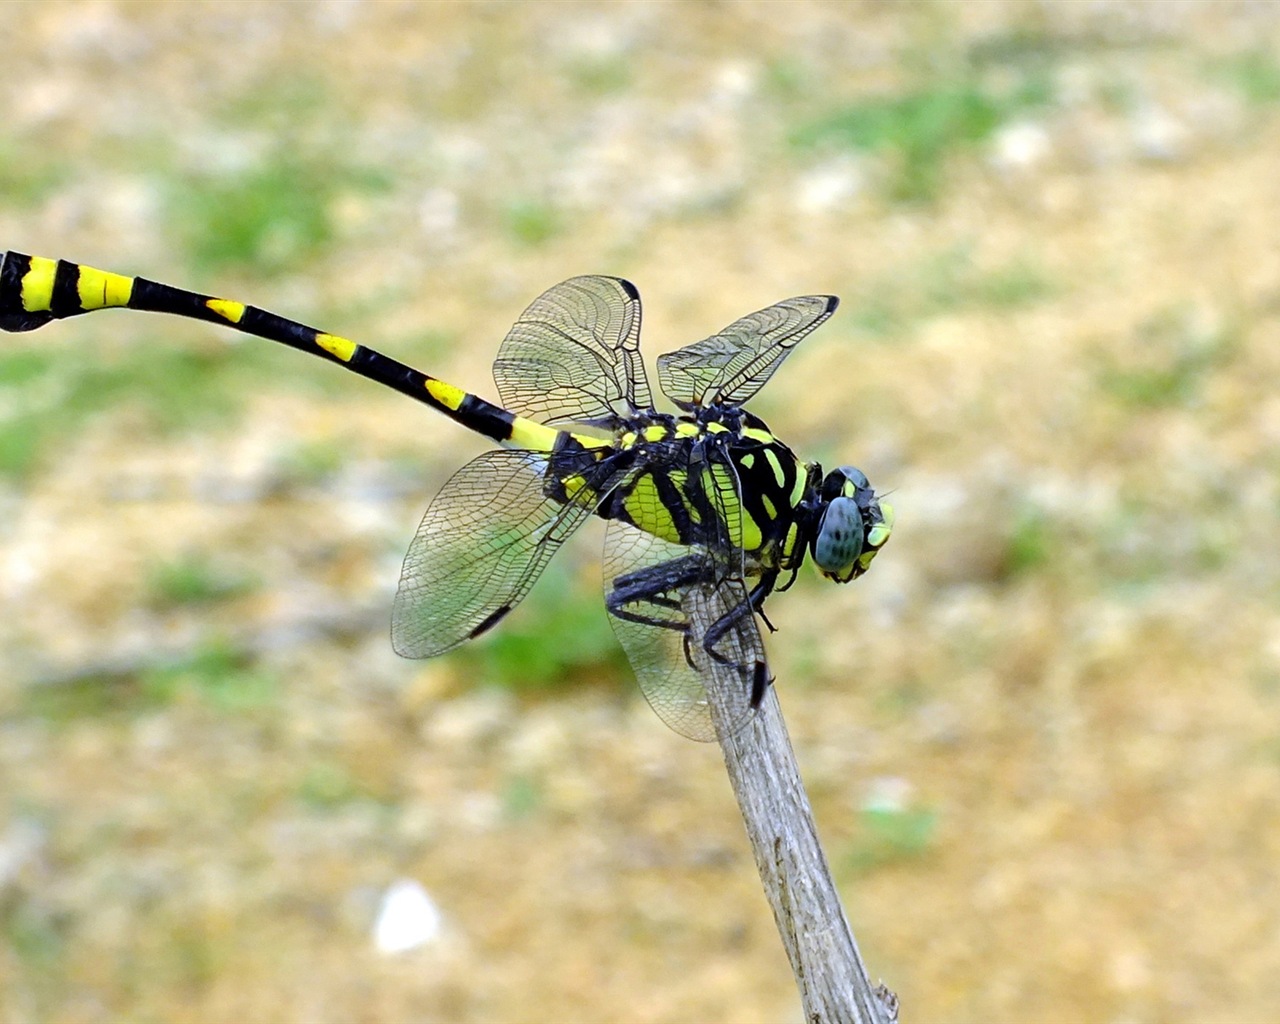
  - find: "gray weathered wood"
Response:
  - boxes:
[710,683,897,1024]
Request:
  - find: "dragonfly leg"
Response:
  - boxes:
[700,592,775,707]
[608,554,774,706]
[605,553,709,632]
[748,569,781,632]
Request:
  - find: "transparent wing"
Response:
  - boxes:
[681,581,769,738]
[602,442,764,741]
[493,275,652,427]
[656,295,837,410]
[392,449,599,657]
[603,523,764,741]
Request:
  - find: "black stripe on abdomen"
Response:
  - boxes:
[49,260,84,318]
[455,394,517,443]
[0,253,51,332]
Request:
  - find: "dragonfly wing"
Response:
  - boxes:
[691,434,748,583]
[656,294,837,410]
[602,440,764,740]
[392,448,598,657]
[680,578,768,738]
[603,522,763,741]
[493,275,653,427]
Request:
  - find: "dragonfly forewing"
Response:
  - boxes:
[493,275,651,428]
[656,294,837,410]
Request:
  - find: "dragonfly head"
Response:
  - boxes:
[811,465,894,583]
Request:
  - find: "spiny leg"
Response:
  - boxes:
[607,553,770,704]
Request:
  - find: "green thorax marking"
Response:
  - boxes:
[587,408,811,565]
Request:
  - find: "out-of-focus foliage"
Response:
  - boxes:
[3,4,1280,1023]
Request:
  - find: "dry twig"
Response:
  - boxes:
[710,685,898,1024]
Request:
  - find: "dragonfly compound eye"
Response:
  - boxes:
[821,464,868,501]
[814,496,865,581]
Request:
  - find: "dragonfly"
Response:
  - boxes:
[0,251,893,740]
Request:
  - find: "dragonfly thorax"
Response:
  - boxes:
[585,403,806,564]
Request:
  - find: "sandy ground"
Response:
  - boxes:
[3,3,1280,1022]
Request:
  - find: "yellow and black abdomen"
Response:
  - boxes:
[0,250,580,456]
[0,252,128,331]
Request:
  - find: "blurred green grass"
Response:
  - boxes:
[0,342,253,479]
[20,641,279,722]
[5,6,1280,1022]
[145,554,262,609]
[789,31,1056,202]
[844,804,939,875]
[847,245,1054,339]
[1209,47,1280,105]
[0,140,69,209]
[450,561,630,694]
[502,199,564,247]
[174,156,392,277]
[1096,303,1241,409]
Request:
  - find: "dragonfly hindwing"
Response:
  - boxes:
[601,437,765,740]
[392,448,600,657]
[493,276,652,428]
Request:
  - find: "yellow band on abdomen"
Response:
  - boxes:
[206,298,245,324]
[316,332,356,362]
[20,256,59,312]
[78,267,134,310]
[506,416,562,453]
[424,377,467,412]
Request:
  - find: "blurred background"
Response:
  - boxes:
[2,2,1279,1021]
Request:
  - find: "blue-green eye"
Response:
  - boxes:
[838,465,868,492]
[814,496,864,578]
[821,465,869,501]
